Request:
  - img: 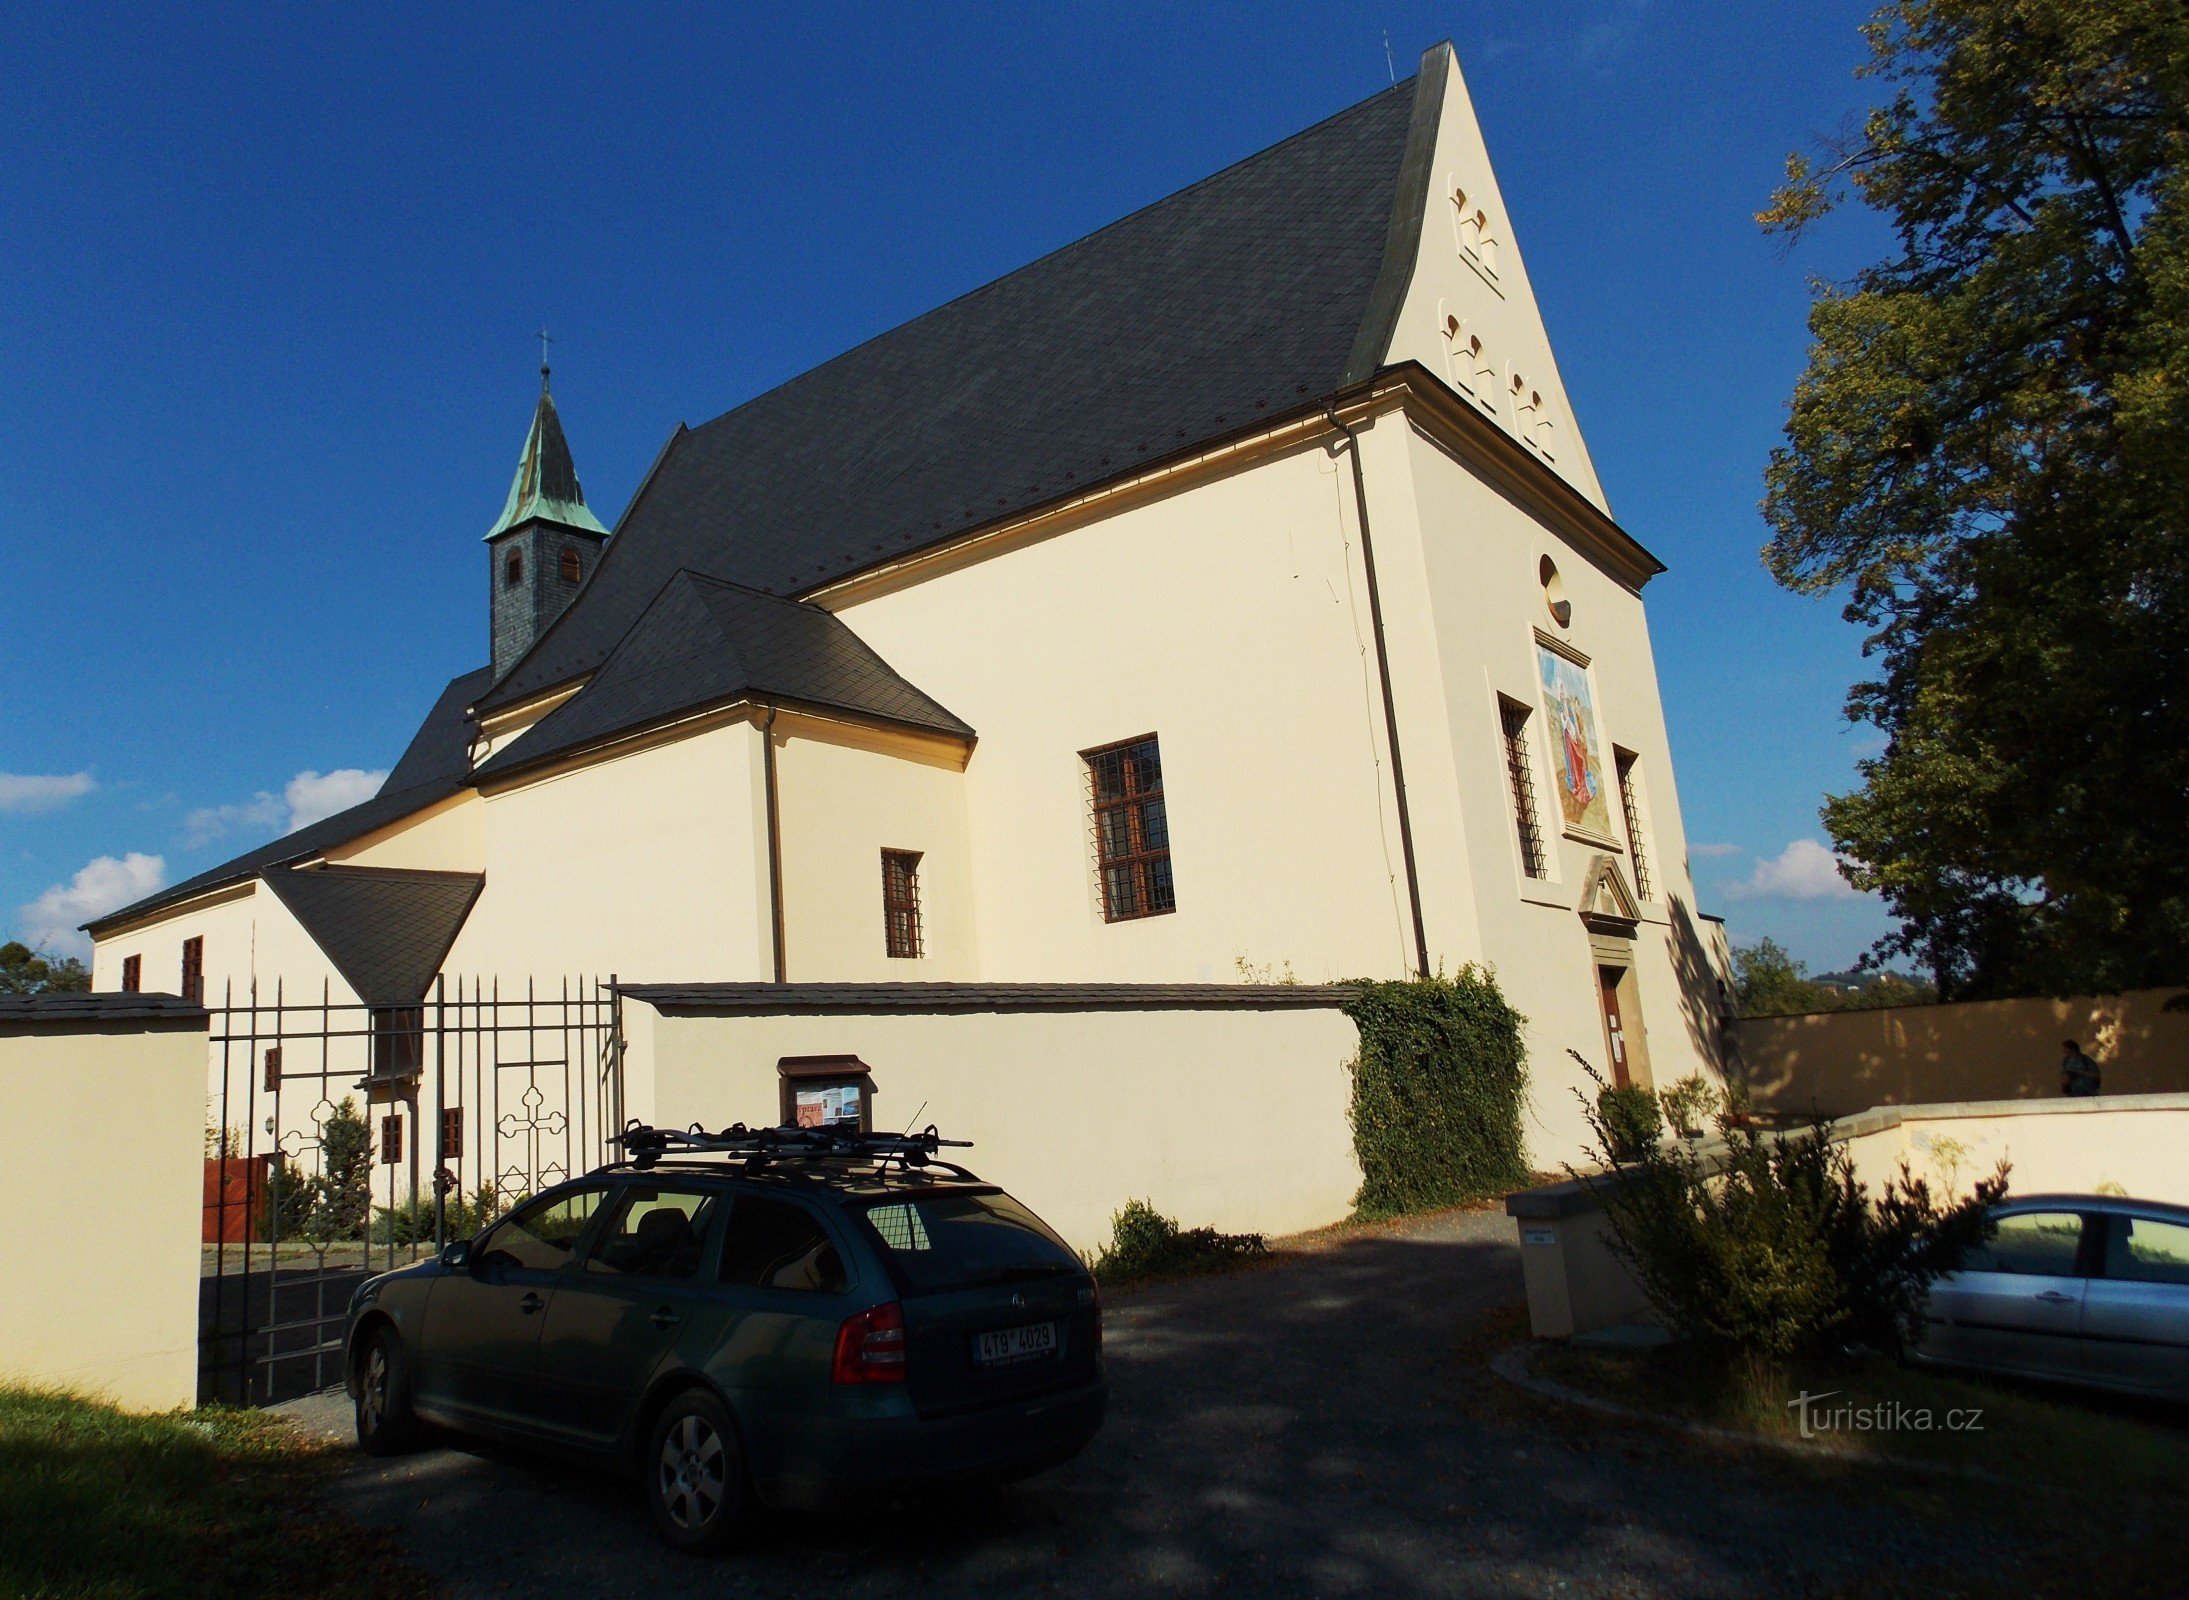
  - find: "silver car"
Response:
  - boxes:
[1913,1194,2189,1400]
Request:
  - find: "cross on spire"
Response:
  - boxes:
[537,327,555,391]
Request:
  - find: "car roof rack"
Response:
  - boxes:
[605,1121,979,1181]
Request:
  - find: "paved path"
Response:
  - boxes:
[282,1207,1980,1598]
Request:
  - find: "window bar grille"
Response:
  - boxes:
[1084,735,1176,921]
[882,850,924,958]
[1616,753,1653,901]
[1501,701,1547,880]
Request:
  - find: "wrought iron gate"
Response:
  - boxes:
[198,975,622,1405]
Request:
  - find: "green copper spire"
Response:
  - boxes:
[485,365,609,541]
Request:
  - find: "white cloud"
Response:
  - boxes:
[284,769,386,832]
[181,767,388,847]
[1722,838,1862,902]
[18,852,167,957]
[183,792,286,848]
[1690,842,1743,859]
[0,771,96,814]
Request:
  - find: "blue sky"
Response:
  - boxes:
[1,2,1899,970]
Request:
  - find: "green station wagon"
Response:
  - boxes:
[342,1125,1106,1551]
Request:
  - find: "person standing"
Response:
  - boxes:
[2060,1039,2103,1098]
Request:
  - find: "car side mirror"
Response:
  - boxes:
[439,1239,470,1271]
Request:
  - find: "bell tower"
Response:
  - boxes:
[486,363,609,680]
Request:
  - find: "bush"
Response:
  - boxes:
[370,1185,508,1248]
[1344,968,1528,1218]
[1576,1073,2006,1360]
[1088,1200,1267,1285]
[1597,1084,1663,1158]
[1657,1073,1720,1138]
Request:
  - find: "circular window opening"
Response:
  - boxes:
[1540,555,1571,628]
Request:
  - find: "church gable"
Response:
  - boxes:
[1374,44,1608,512]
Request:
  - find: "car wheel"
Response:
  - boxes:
[355,1326,420,1456]
[644,1390,749,1553]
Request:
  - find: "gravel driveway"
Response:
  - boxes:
[280,1206,1986,1598]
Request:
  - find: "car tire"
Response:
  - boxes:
[355,1326,421,1456]
[643,1390,750,1554]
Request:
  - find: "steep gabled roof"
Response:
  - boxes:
[260,866,483,1006]
[477,571,973,780]
[86,666,491,935]
[478,72,1425,711]
[486,373,608,541]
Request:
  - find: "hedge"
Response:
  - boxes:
[1344,968,1529,1218]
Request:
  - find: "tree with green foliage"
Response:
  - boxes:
[0,941,91,995]
[1733,938,1936,1017]
[1760,0,2189,998]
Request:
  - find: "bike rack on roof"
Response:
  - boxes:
[605,1120,979,1180]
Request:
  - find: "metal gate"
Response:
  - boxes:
[198,975,622,1405]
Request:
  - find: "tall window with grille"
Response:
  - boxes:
[179,937,204,1005]
[881,849,924,959]
[1084,734,1175,921]
[1614,749,1653,901]
[119,954,141,993]
[1499,700,1548,879]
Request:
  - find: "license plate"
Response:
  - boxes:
[973,1321,1058,1367]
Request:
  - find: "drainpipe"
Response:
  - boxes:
[1326,403,1432,980]
[762,707,787,982]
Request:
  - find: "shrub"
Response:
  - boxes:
[1657,1074,1721,1138]
[1596,1083,1663,1159]
[1088,1200,1267,1285]
[1576,1073,2006,1360]
[370,1185,508,1248]
[1344,968,1528,1218]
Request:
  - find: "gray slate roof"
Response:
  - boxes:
[0,991,209,1031]
[477,74,1422,712]
[86,666,491,935]
[478,572,974,779]
[619,982,1356,1014]
[259,866,484,1007]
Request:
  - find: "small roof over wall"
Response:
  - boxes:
[0,992,209,1034]
[260,866,484,1008]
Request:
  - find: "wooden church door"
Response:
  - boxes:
[1598,965,1631,1088]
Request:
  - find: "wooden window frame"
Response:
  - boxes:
[179,937,204,1005]
[1499,699,1548,880]
[439,1107,463,1161]
[119,954,141,993]
[1614,748,1653,902]
[1083,733,1175,923]
[262,1046,283,1093]
[380,1113,404,1167]
[880,849,924,960]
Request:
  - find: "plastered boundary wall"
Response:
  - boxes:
[620,989,1363,1253]
[1505,1093,2189,1339]
[1738,988,2189,1117]
[0,1002,207,1410]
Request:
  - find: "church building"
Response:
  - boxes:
[86,45,1733,1208]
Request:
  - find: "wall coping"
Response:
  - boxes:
[1502,1092,2189,1219]
[619,981,1360,1016]
[0,992,209,1036]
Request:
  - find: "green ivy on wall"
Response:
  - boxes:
[1344,968,1529,1218]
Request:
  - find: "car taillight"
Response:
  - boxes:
[832,1301,907,1384]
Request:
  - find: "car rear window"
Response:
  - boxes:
[856,1190,1080,1294]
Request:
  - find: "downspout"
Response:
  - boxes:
[762,707,787,983]
[1327,404,1432,980]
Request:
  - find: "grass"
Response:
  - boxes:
[0,1386,426,1600]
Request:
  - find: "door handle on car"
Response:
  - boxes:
[519,1292,546,1315]
[2035,1290,2077,1305]
[650,1307,682,1330]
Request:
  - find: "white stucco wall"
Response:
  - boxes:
[448,720,770,982]
[832,440,1420,987]
[626,998,1365,1252]
[0,1018,206,1409]
[773,718,978,981]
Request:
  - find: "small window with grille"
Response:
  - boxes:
[881,849,924,959]
[439,1106,463,1160]
[1499,699,1548,880]
[1615,749,1654,901]
[119,954,141,992]
[262,1046,283,1093]
[380,1114,404,1167]
[179,937,204,1005]
[1084,734,1175,921]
